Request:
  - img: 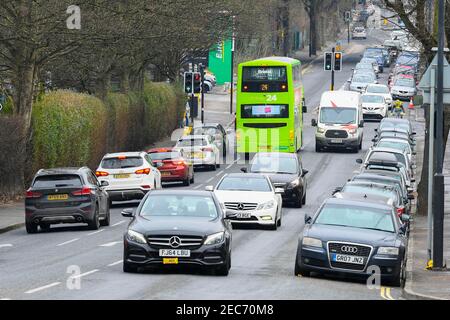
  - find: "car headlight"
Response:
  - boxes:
[204,232,225,245]
[289,178,300,187]
[302,237,322,248]
[257,200,275,210]
[317,127,325,134]
[378,247,399,255]
[127,230,146,244]
[348,128,357,134]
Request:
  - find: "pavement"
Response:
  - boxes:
[0,21,447,300]
[402,107,450,300]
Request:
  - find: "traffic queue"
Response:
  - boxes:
[23,25,420,287]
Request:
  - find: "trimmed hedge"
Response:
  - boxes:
[31,82,185,175]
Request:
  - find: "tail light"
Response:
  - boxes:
[72,187,92,196]
[26,189,42,199]
[202,147,213,152]
[397,207,405,216]
[135,168,151,175]
[141,185,151,189]
[95,171,109,177]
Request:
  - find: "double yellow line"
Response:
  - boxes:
[380,286,395,300]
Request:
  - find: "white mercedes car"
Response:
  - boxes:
[96,152,162,201]
[211,173,283,230]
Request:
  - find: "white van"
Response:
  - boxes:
[311,91,364,153]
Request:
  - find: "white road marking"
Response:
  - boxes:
[87,229,104,236]
[0,298,11,300]
[205,176,215,183]
[112,221,126,227]
[25,282,61,294]
[71,269,99,279]
[0,244,13,248]
[193,184,204,190]
[216,170,224,177]
[99,241,121,247]
[57,238,80,247]
[107,260,123,267]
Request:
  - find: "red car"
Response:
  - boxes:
[147,148,194,186]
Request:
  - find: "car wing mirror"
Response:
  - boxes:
[100,180,109,187]
[401,214,412,224]
[359,120,364,128]
[304,214,312,224]
[205,185,214,191]
[311,119,317,127]
[121,208,134,218]
[302,106,308,113]
[224,211,237,219]
[302,169,309,177]
[332,187,343,195]
[240,167,248,173]
[356,158,363,164]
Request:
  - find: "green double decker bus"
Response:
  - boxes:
[236,57,306,156]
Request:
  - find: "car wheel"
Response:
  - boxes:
[211,164,217,171]
[215,254,231,276]
[100,202,110,227]
[294,193,303,208]
[39,223,51,232]
[294,250,311,277]
[315,144,322,152]
[277,211,282,227]
[222,143,227,158]
[88,205,100,230]
[216,162,220,169]
[269,213,278,231]
[302,192,306,205]
[123,261,139,273]
[359,139,363,150]
[190,173,194,184]
[183,176,190,186]
[386,259,406,287]
[26,222,38,234]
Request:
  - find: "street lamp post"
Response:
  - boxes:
[230,15,236,115]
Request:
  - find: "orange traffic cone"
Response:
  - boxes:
[408,98,414,109]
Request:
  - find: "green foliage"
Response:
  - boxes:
[31,83,185,173]
[0,95,14,115]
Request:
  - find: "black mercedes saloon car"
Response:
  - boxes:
[122,190,232,275]
[243,152,308,208]
[25,167,111,233]
[295,198,409,287]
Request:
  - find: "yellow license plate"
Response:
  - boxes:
[48,194,69,201]
[163,258,178,265]
[161,172,171,176]
[193,153,204,159]
[114,174,130,179]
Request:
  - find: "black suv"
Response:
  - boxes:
[25,167,111,233]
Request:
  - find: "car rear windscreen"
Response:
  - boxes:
[101,157,143,169]
[33,175,82,188]
[149,152,181,161]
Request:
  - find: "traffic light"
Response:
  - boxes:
[193,72,201,94]
[324,52,333,71]
[334,52,342,71]
[184,72,193,94]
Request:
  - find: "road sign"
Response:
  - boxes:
[324,52,333,71]
[418,54,450,104]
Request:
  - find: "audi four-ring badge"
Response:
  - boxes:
[295,198,408,287]
[121,190,232,275]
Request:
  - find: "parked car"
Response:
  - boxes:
[349,73,377,92]
[390,77,417,101]
[25,167,111,233]
[295,197,409,286]
[95,152,162,201]
[192,123,228,158]
[121,190,232,275]
[244,152,308,208]
[361,93,388,120]
[147,148,194,186]
[352,26,367,39]
[212,173,283,230]
[365,84,393,108]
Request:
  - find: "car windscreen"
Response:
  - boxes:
[369,151,406,166]
[377,141,409,152]
[217,176,271,192]
[33,174,82,188]
[362,95,384,103]
[394,78,415,87]
[251,156,298,174]
[356,63,373,70]
[192,127,221,136]
[315,203,395,232]
[367,86,389,94]
[320,107,356,125]
[101,157,143,169]
[352,75,372,83]
[140,195,218,218]
[177,139,207,147]
[148,152,181,161]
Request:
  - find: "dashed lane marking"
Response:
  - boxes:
[216,170,224,177]
[0,244,13,248]
[99,241,121,247]
[205,176,215,183]
[56,238,79,247]
[112,221,126,227]
[87,229,104,236]
[25,282,61,294]
[70,269,99,279]
[193,184,204,190]
[107,260,123,267]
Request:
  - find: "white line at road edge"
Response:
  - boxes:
[205,176,215,183]
[0,244,13,248]
[193,184,204,190]
[57,238,80,246]
[25,282,61,294]
[107,260,123,267]
[87,229,104,236]
[112,221,126,227]
[216,170,224,177]
[71,269,99,279]
[99,241,121,247]
[0,298,11,300]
